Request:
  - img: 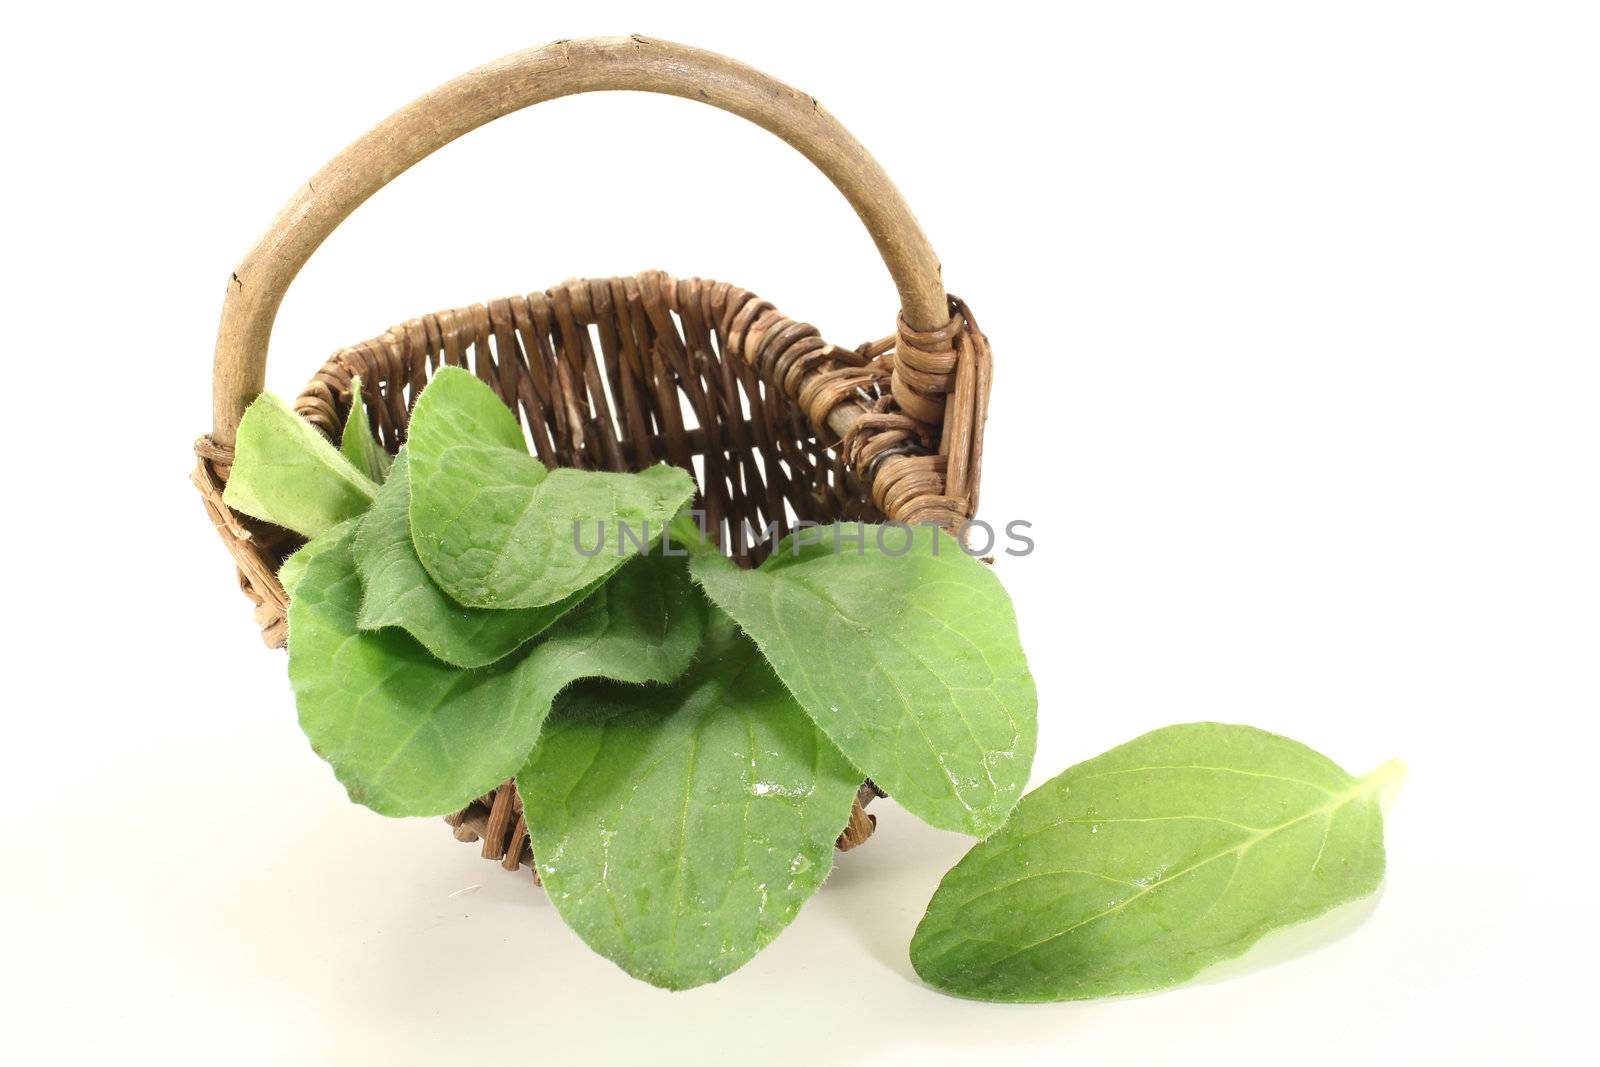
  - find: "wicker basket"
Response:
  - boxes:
[194,36,992,878]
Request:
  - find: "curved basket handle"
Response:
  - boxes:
[211,35,949,444]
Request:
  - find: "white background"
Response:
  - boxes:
[3,2,1596,1063]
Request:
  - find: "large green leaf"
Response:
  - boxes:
[222,391,377,537]
[405,364,529,456]
[910,723,1400,1002]
[406,368,695,609]
[287,530,705,816]
[691,524,1036,837]
[519,612,860,991]
[353,453,594,668]
[339,376,393,484]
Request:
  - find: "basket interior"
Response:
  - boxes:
[293,271,900,570]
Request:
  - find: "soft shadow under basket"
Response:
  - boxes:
[194,36,993,877]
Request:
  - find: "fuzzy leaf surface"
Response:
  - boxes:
[407,368,695,609]
[691,524,1035,836]
[353,453,593,667]
[278,517,358,598]
[222,392,376,537]
[910,723,1397,1002]
[288,530,704,816]
[339,377,393,484]
[519,613,859,990]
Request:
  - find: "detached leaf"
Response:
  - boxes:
[519,612,860,990]
[354,453,594,668]
[288,530,705,816]
[691,523,1036,837]
[407,368,695,609]
[911,723,1400,1002]
[340,376,393,484]
[223,392,377,537]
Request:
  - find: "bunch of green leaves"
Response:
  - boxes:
[221,369,1040,990]
[226,373,701,817]
[223,373,1398,1000]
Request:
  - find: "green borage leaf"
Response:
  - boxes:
[406,368,696,610]
[691,523,1037,837]
[278,516,359,597]
[911,723,1400,1002]
[287,525,705,816]
[222,392,377,537]
[339,376,394,485]
[353,452,596,668]
[520,611,861,991]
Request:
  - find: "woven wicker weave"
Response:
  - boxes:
[195,38,992,876]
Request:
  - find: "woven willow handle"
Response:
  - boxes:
[211,35,949,444]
